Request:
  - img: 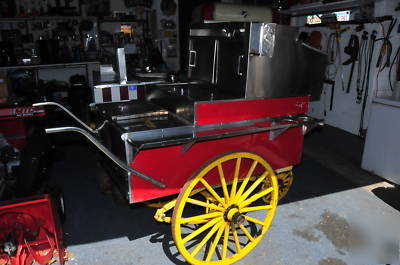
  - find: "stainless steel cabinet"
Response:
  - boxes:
[188,22,327,100]
[217,37,248,97]
[188,37,215,83]
[188,24,249,97]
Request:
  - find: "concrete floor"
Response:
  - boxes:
[48,136,400,265]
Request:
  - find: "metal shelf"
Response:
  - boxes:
[280,0,361,17]
[0,16,97,22]
[99,18,146,23]
[305,15,393,27]
[0,61,100,71]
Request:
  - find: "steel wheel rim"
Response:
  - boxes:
[172,152,279,265]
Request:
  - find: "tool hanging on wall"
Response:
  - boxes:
[359,30,377,138]
[343,34,359,93]
[323,79,335,116]
[376,19,396,69]
[358,31,376,104]
[374,19,397,96]
[324,26,349,113]
[390,45,400,91]
[326,26,350,92]
[356,31,368,102]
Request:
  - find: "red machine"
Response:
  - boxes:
[0,195,65,265]
[21,18,328,264]
[0,106,64,265]
[34,94,321,265]
[0,106,45,149]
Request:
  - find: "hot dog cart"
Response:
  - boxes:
[33,22,327,265]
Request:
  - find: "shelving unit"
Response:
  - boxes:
[280,0,360,17]
[0,16,97,21]
[0,61,100,88]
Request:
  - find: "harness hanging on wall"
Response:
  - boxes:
[356,31,369,103]
[359,30,377,138]
[343,34,360,93]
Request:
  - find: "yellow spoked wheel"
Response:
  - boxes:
[263,170,294,202]
[171,152,279,265]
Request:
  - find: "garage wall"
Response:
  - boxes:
[292,0,400,135]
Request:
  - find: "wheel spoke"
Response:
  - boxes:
[240,187,273,209]
[186,198,224,212]
[217,163,230,204]
[230,158,241,201]
[240,205,273,213]
[222,223,229,259]
[187,220,209,225]
[231,224,241,253]
[236,171,268,205]
[180,211,222,224]
[234,161,258,202]
[199,178,226,207]
[206,223,227,261]
[190,220,223,258]
[182,217,221,244]
[244,215,265,226]
[239,224,255,242]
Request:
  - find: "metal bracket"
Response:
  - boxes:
[269,121,289,141]
[181,141,196,154]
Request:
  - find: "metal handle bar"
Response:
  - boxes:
[297,116,324,135]
[45,126,166,189]
[189,50,197,67]
[32,102,108,134]
[273,114,324,135]
[237,55,244,76]
[34,102,109,133]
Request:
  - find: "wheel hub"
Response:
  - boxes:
[224,204,245,224]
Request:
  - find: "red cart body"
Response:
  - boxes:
[130,96,308,202]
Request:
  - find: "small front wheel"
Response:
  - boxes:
[171,152,279,265]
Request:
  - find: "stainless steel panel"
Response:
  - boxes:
[117,48,127,84]
[112,110,169,121]
[189,25,246,38]
[94,100,166,120]
[188,22,327,100]
[245,24,327,100]
[190,28,232,37]
[123,125,193,142]
[249,23,276,57]
[100,64,116,82]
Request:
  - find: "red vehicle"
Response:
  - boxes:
[34,94,321,265]
[0,107,65,265]
[31,21,326,265]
